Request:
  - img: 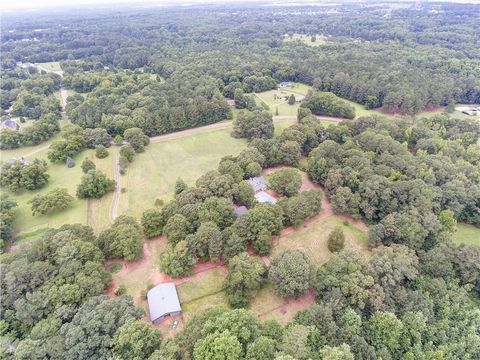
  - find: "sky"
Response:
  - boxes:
[1,0,477,11]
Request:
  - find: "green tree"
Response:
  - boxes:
[269,250,314,298]
[245,162,262,178]
[288,94,295,105]
[98,217,143,261]
[175,177,188,195]
[327,226,345,253]
[236,180,256,207]
[280,324,312,360]
[141,208,164,238]
[193,330,242,360]
[61,295,143,360]
[367,312,403,353]
[76,170,116,198]
[120,144,136,162]
[232,110,274,140]
[268,168,302,197]
[159,240,196,277]
[123,128,149,152]
[224,252,266,307]
[112,319,162,360]
[318,344,354,360]
[28,187,73,215]
[253,228,273,256]
[95,145,109,158]
[245,336,277,360]
[163,214,192,246]
[81,158,96,173]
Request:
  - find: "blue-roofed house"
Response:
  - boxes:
[147,283,181,324]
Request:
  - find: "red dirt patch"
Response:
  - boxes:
[257,289,316,325]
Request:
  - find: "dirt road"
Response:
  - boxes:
[111,150,121,220]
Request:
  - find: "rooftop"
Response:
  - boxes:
[234,205,248,217]
[247,176,268,193]
[147,283,181,322]
[1,118,18,130]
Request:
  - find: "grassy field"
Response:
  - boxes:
[118,128,247,218]
[38,61,62,72]
[271,215,369,266]
[416,103,480,121]
[452,223,480,246]
[3,143,116,237]
[255,83,310,117]
[283,33,327,47]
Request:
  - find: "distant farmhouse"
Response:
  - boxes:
[1,118,18,131]
[278,81,293,88]
[147,283,181,324]
[226,99,236,107]
[456,106,480,116]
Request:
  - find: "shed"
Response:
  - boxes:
[227,99,236,107]
[1,118,18,131]
[294,95,305,102]
[247,176,268,193]
[147,283,182,324]
[234,205,248,217]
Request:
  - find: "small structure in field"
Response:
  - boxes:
[234,205,248,217]
[247,176,268,193]
[457,106,480,116]
[66,157,76,168]
[147,283,181,324]
[294,95,305,103]
[278,81,293,88]
[227,99,236,107]
[1,118,18,131]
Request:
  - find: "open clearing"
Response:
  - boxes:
[452,223,480,246]
[272,215,369,266]
[283,33,328,47]
[37,61,62,73]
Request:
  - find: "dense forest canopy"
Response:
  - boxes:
[1,1,479,117]
[1,2,480,360]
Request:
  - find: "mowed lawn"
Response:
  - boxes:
[3,145,116,238]
[38,61,62,72]
[119,128,247,218]
[271,215,369,266]
[255,83,311,117]
[452,223,480,246]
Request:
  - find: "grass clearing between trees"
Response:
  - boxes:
[271,214,369,266]
[118,128,247,218]
[37,61,62,72]
[283,33,328,47]
[452,223,480,246]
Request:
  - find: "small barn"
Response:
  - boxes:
[1,118,18,131]
[147,283,181,324]
[247,176,268,193]
[279,81,293,88]
[294,95,305,103]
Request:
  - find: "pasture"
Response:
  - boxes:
[118,128,247,218]
[3,144,116,238]
[283,33,328,47]
[37,61,62,72]
[271,215,369,266]
[452,223,480,246]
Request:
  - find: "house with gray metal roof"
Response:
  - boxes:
[147,283,181,324]
[246,176,267,193]
[1,118,18,131]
